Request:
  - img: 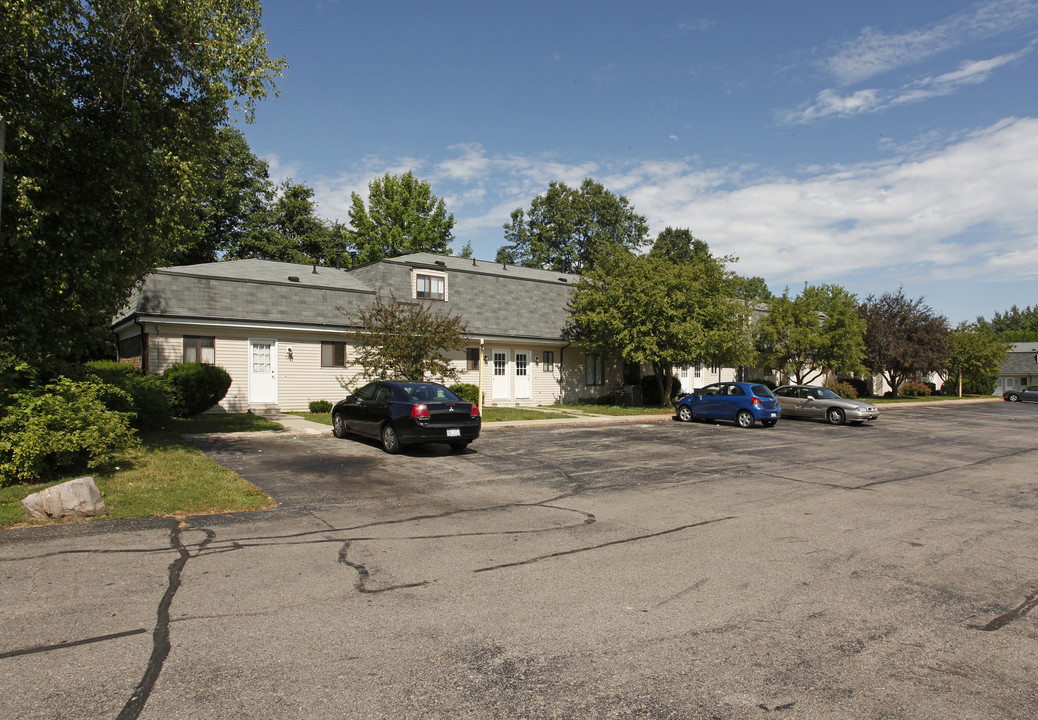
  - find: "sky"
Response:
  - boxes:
[239,0,1038,324]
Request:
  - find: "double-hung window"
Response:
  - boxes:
[586,355,605,386]
[543,351,554,372]
[466,348,480,371]
[183,336,215,364]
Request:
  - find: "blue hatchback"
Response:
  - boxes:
[675,382,781,428]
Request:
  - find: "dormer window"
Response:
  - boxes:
[413,269,447,301]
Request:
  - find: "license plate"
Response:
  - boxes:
[446,428,461,437]
[769,413,777,418]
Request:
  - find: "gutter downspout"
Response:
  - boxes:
[478,338,485,416]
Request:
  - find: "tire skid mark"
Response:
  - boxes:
[116,523,214,720]
[973,588,1038,631]
[474,516,736,573]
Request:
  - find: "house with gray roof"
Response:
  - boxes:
[996,342,1038,395]
[112,253,643,411]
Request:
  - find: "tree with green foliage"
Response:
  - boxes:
[170,126,275,265]
[566,248,753,404]
[977,304,1038,341]
[731,275,774,303]
[859,289,950,396]
[348,171,455,264]
[0,0,285,361]
[754,284,865,384]
[348,292,467,383]
[649,227,772,302]
[499,178,648,273]
[945,322,1010,396]
[231,179,344,264]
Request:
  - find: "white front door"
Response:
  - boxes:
[514,351,531,399]
[492,350,510,400]
[249,339,277,404]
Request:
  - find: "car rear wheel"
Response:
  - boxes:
[826,407,845,425]
[1007,393,1020,402]
[332,412,348,438]
[677,405,693,422]
[381,424,401,454]
[736,410,754,428]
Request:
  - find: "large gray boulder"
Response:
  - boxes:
[22,477,107,520]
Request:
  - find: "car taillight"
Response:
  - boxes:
[751,397,763,407]
[470,404,481,419]
[411,403,430,419]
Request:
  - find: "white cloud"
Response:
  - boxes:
[783,44,1033,123]
[823,0,1038,84]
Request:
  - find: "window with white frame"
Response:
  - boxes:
[694,362,702,378]
[414,269,447,300]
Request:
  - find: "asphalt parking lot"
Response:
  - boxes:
[1,401,1036,719]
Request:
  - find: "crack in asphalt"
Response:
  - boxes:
[972,588,1038,631]
[116,523,213,720]
[473,516,736,573]
[0,628,148,660]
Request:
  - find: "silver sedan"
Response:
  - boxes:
[773,385,880,425]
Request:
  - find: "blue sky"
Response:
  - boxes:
[240,0,1038,323]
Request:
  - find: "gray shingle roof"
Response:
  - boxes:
[1002,343,1038,374]
[115,254,579,340]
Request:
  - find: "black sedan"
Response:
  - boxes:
[1003,384,1038,403]
[332,381,481,453]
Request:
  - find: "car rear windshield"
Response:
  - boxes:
[401,384,462,403]
[751,385,775,397]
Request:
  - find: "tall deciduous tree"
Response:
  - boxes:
[0,0,285,360]
[566,248,753,404]
[859,288,950,396]
[170,126,275,265]
[348,171,455,264]
[754,284,865,384]
[499,178,648,273]
[348,292,467,383]
[946,322,1010,396]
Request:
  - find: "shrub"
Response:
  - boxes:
[308,399,333,413]
[448,383,480,405]
[836,377,870,398]
[162,363,233,417]
[0,378,138,486]
[827,381,859,398]
[899,381,932,397]
[961,372,1000,395]
[747,377,777,390]
[82,361,174,430]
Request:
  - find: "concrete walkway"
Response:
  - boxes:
[201,397,1004,439]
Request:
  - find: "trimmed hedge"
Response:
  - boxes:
[162,363,233,417]
[827,381,859,399]
[82,360,173,430]
[449,383,480,405]
[309,399,333,413]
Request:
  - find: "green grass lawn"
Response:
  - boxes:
[290,408,576,423]
[866,394,995,404]
[0,414,279,529]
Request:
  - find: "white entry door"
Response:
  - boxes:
[492,350,510,400]
[248,339,277,404]
[514,351,531,399]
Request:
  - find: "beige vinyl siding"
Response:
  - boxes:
[146,325,364,412]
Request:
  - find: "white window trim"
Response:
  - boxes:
[411,268,448,301]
